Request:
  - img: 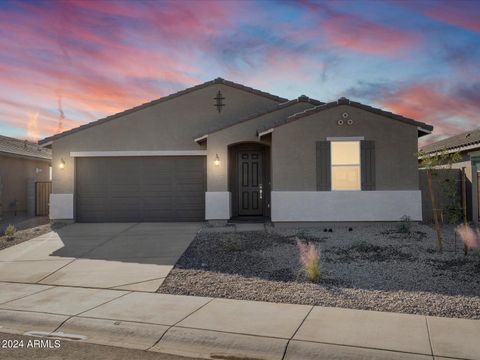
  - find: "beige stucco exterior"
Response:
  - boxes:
[272,105,420,191]
[44,79,430,222]
[51,83,280,194]
[0,154,50,215]
[207,101,313,192]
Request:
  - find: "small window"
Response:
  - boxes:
[331,141,360,190]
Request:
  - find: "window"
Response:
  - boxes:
[331,141,360,190]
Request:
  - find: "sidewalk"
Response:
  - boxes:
[0,282,478,360]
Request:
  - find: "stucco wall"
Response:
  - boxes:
[51,84,280,195]
[207,101,311,192]
[272,190,422,221]
[272,105,420,191]
[0,155,50,214]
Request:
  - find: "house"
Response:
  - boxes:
[38,78,432,223]
[420,128,480,223]
[0,135,51,217]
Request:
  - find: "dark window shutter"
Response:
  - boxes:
[361,140,375,190]
[316,141,331,191]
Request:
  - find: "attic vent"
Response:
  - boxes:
[214,90,225,113]
[466,133,471,138]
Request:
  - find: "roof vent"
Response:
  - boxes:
[466,133,471,138]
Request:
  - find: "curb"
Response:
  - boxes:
[152,327,287,360]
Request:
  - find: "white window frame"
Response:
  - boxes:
[329,138,362,191]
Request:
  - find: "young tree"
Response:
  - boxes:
[418,149,461,253]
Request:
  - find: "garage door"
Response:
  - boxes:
[76,157,205,222]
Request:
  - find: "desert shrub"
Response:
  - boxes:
[221,238,243,252]
[440,176,463,224]
[350,240,377,253]
[4,224,16,239]
[397,215,412,234]
[455,224,480,252]
[296,239,322,282]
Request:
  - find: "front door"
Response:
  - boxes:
[237,150,263,216]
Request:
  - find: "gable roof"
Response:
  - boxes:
[0,135,51,161]
[194,95,323,141]
[38,78,288,146]
[420,128,480,154]
[256,97,433,137]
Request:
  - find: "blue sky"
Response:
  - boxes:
[0,0,479,144]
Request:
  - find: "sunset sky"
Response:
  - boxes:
[0,0,479,145]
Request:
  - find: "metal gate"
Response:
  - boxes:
[36,181,52,216]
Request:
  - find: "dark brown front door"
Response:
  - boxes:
[237,150,263,216]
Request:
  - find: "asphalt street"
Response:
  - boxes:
[0,332,202,360]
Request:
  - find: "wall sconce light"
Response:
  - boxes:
[214,154,220,166]
[59,158,65,169]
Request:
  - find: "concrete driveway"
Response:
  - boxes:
[0,223,201,292]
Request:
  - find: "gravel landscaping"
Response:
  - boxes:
[0,223,51,251]
[158,222,480,319]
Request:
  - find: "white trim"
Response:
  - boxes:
[271,191,422,222]
[70,150,207,157]
[205,192,231,220]
[258,128,274,138]
[50,194,74,220]
[326,136,364,141]
[39,141,52,147]
[194,134,208,143]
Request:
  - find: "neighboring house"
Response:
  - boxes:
[39,78,432,223]
[420,128,480,223]
[0,135,51,217]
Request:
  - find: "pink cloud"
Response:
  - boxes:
[322,13,419,56]
[0,0,243,139]
[376,83,479,145]
[426,1,480,33]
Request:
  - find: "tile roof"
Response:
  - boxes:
[39,78,288,145]
[0,135,51,160]
[257,97,433,137]
[420,128,480,154]
[194,95,323,139]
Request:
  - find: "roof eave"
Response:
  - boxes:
[0,151,51,162]
[266,98,434,135]
[418,126,432,138]
[39,77,289,145]
[257,128,274,138]
[194,134,208,144]
[196,96,323,138]
[421,142,480,156]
